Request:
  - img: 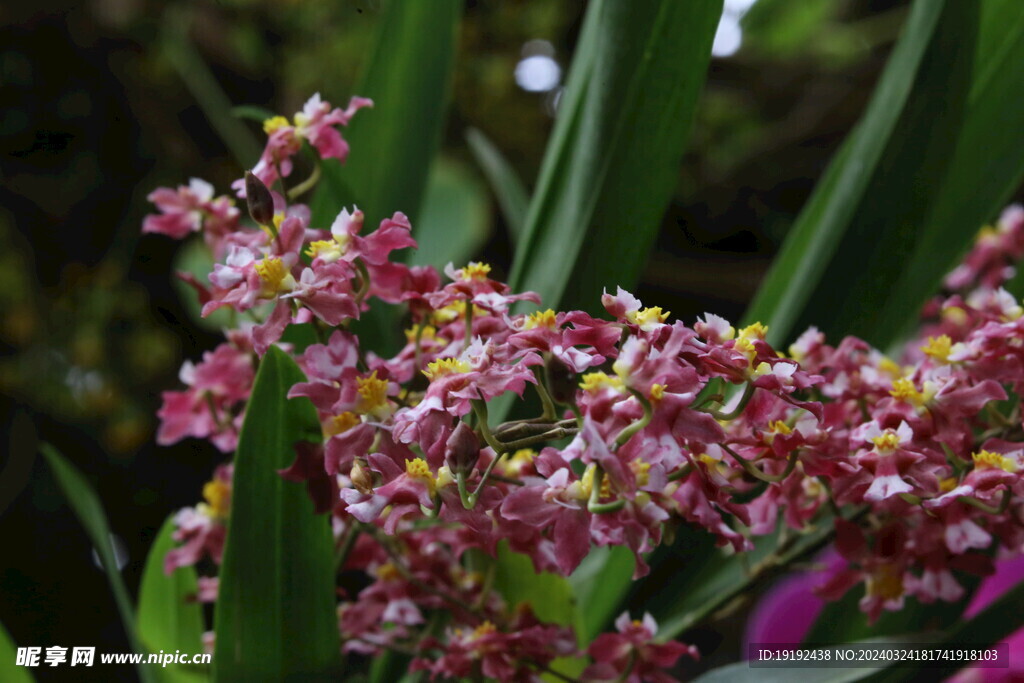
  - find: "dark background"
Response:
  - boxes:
[0,0,948,679]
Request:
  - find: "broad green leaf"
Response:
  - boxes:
[465,128,529,243]
[743,0,957,347]
[138,515,207,683]
[319,0,460,359]
[39,443,156,683]
[213,346,340,681]
[408,157,492,271]
[0,621,34,683]
[308,160,358,230]
[343,0,460,228]
[568,545,634,645]
[508,0,722,316]
[869,0,1024,345]
[492,542,584,679]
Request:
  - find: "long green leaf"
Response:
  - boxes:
[213,346,340,681]
[743,0,953,346]
[343,0,460,228]
[39,443,156,683]
[408,157,492,271]
[491,542,584,679]
[781,0,981,348]
[138,515,207,683]
[0,621,34,683]
[568,545,634,645]
[508,0,722,315]
[465,128,529,243]
[868,0,1024,344]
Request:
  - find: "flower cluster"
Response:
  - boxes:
[144,93,1024,680]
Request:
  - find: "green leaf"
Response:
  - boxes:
[308,160,358,230]
[408,157,492,271]
[343,0,461,227]
[138,515,208,683]
[212,346,340,681]
[317,0,460,360]
[492,542,584,679]
[508,0,722,315]
[568,545,634,645]
[465,128,529,243]
[869,0,1024,344]
[743,0,967,348]
[0,621,34,683]
[39,443,156,683]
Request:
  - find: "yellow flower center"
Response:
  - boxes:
[325,411,360,437]
[423,357,471,381]
[738,322,769,341]
[356,371,390,415]
[630,458,651,487]
[921,335,953,363]
[578,463,612,500]
[471,621,497,640]
[627,306,670,328]
[376,562,401,581]
[405,457,436,495]
[768,420,792,435]
[939,477,958,493]
[202,478,231,519]
[877,357,902,378]
[871,431,902,452]
[943,306,969,326]
[649,384,666,401]
[254,257,294,294]
[461,262,492,281]
[502,448,536,476]
[404,324,437,343]
[262,115,290,134]
[973,450,1018,473]
[866,564,904,601]
[889,378,923,404]
[579,371,624,393]
[524,309,558,330]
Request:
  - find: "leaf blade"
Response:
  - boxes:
[138,515,208,683]
[212,346,340,681]
[39,443,156,683]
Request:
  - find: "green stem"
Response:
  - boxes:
[498,427,578,452]
[957,488,1011,515]
[532,366,558,421]
[703,382,755,421]
[333,524,360,571]
[721,444,799,484]
[613,390,653,448]
[286,158,322,200]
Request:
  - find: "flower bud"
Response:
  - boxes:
[350,460,374,495]
[544,354,577,405]
[445,421,481,477]
[245,170,274,226]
